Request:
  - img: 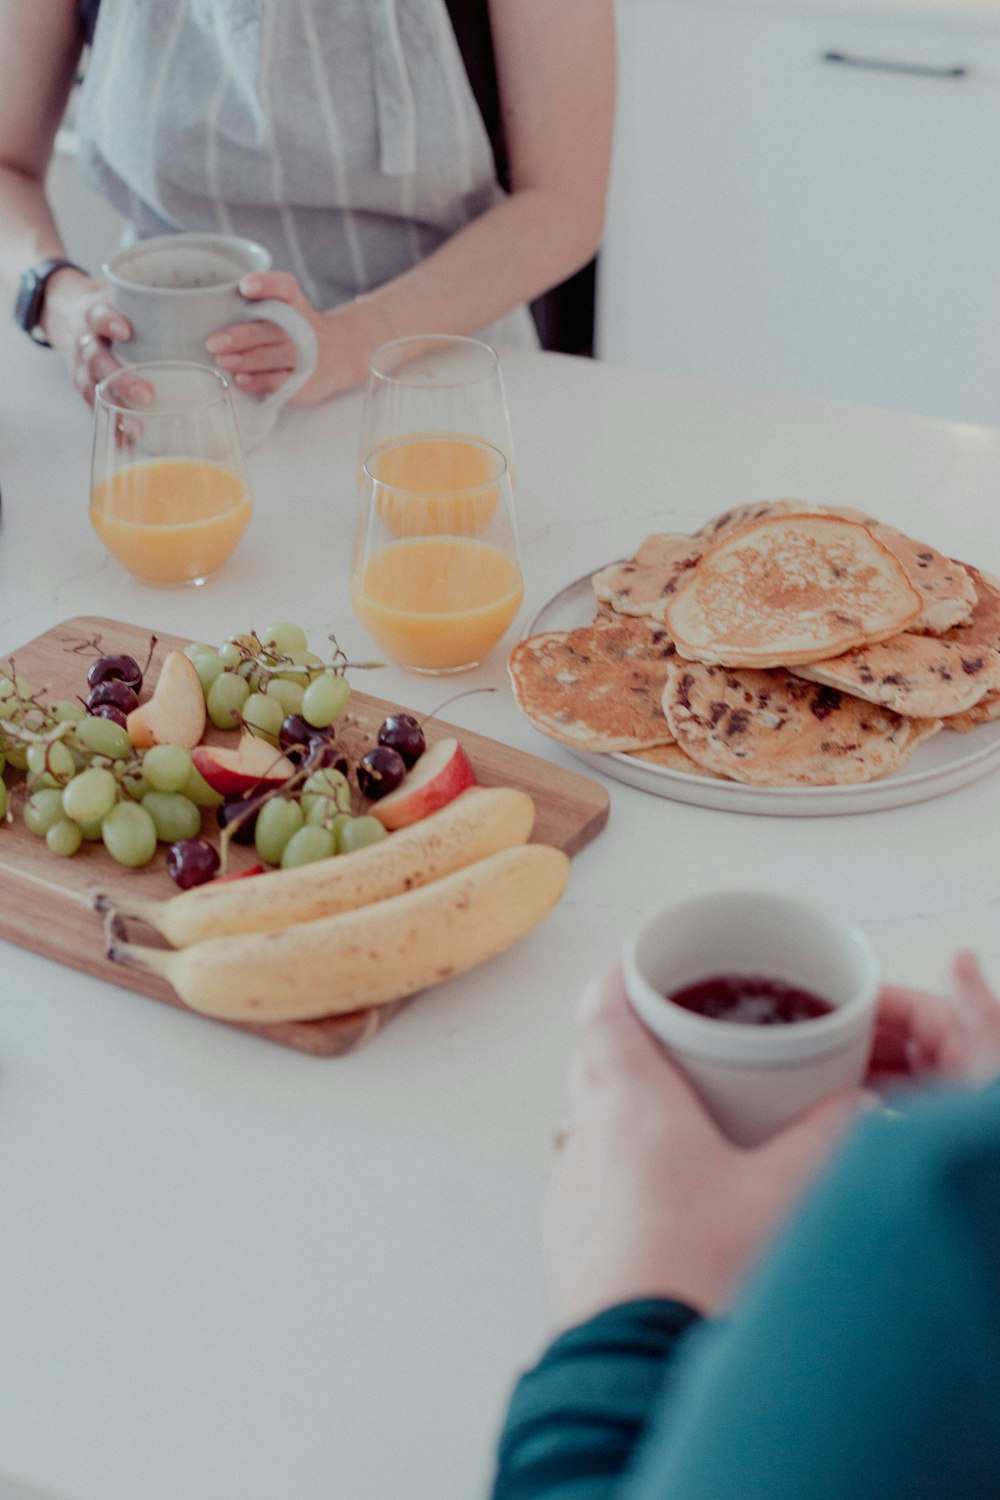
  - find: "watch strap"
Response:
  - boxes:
[14,258,85,347]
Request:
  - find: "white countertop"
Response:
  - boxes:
[2,329,1000,1500]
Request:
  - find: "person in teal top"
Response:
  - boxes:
[492,952,1000,1499]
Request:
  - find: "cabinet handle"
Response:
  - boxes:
[821,50,968,80]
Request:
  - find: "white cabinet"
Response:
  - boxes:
[597,0,1000,423]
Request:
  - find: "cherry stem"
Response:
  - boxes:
[417,687,497,729]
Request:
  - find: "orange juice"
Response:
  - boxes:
[366,436,501,537]
[90,458,252,583]
[350,535,524,671]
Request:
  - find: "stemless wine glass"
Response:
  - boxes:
[357,335,516,487]
[90,361,252,587]
[350,435,524,674]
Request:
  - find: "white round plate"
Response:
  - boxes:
[517,569,1000,817]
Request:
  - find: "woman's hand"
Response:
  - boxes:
[870,950,1000,1086]
[209,271,388,406]
[41,267,131,407]
[544,967,870,1330]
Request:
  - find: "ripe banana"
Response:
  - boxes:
[96,786,535,948]
[109,843,569,1022]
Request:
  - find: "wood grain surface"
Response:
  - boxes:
[0,617,609,1055]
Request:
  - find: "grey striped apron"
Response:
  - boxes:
[75,0,539,350]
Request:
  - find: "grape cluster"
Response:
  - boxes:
[0,623,440,891]
[0,659,220,869]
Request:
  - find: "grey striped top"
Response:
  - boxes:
[76,0,538,349]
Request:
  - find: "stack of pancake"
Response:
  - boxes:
[508,501,1000,786]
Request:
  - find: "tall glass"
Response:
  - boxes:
[90,361,252,586]
[350,436,524,674]
[357,335,516,488]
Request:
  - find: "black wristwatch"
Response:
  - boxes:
[14,258,85,346]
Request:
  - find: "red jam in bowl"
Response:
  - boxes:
[667,974,835,1026]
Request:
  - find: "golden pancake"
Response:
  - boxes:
[508,617,677,752]
[662,660,941,785]
[792,632,1000,718]
[665,514,923,667]
[624,742,725,778]
[845,521,977,634]
[694,499,811,544]
[591,532,702,618]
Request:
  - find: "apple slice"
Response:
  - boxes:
[369,736,476,831]
[191,736,296,796]
[126,650,206,750]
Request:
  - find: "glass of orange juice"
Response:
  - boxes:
[350,436,524,674]
[90,361,252,586]
[358,335,515,488]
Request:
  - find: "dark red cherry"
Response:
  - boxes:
[377,713,426,769]
[87,653,143,693]
[87,680,140,715]
[216,793,267,846]
[356,745,406,800]
[89,702,128,728]
[304,738,349,776]
[166,838,220,889]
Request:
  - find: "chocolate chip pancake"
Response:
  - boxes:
[508,617,677,752]
[591,533,702,618]
[936,567,1000,728]
[665,514,923,668]
[662,661,941,785]
[624,742,725,778]
[856,524,976,634]
[792,631,1000,718]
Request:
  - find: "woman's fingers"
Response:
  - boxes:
[85,302,131,343]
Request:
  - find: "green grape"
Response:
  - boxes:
[217,640,243,669]
[121,769,151,802]
[62,766,118,825]
[51,699,86,724]
[300,767,351,815]
[301,651,326,683]
[23,787,66,837]
[184,642,216,662]
[262,621,308,658]
[0,675,17,704]
[337,815,388,854]
[207,671,251,729]
[101,801,158,868]
[264,677,305,716]
[0,749,5,777]
[26,770,59,792]
[46,819,83,858]
[142,743,193,793]
[74,715,133,759]
[301,671,350,729]
[4,747,29,771]
[191,652,227,695]
[26,739,75,784]
[180,762,224,809]
[77,817,104,841]
[254,796,304,865]
[141,790,201,843]
[241,692,284,742]
[0,780,7,821]
[280,825,336,868]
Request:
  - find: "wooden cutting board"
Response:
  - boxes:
[0,617,609,1055]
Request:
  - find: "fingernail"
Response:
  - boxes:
[205,334,232,353]
[240,276,261,295]
[234,373,254,388]
[109,318,130,340]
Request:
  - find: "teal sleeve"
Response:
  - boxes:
[493,1084,1000,1500]
[491,1299,704,1498]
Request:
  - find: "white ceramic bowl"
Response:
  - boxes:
[623,890,880,1146]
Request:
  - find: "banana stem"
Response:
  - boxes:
[92,887,164,930]
[106,937,175,978]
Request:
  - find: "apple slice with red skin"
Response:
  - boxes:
[126,650,206,750]
[191,736,296,797]
[214,863,266,883]
[368,736,476,831]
